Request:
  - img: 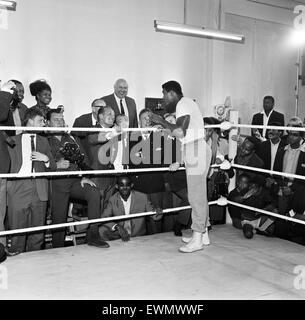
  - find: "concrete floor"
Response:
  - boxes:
[0,225,305,300]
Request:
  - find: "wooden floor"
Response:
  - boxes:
[0,225,305,300]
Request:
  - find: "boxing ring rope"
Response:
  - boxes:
[0,167,187,179]
[0,202,218,237]
[2,122,305,133]
[1,118,305,238]
[226,200,305,226]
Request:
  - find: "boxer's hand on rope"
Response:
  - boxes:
[169,162,180,171]
[56,159,70,169]
[31,152,49,163]
[80,177,96,188]
[152,207,163,222]
[1,80,16,94]
[117,225,130,242]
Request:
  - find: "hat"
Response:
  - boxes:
[0,243,7,263]
[29,80,52,96]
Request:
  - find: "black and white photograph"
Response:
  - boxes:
[1,0,305,311]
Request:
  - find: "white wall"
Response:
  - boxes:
[0,0,215,125]
[0,0,303,127]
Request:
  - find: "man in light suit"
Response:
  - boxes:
[7,107,56,253]
[99,176,163,241]
[72,98,106,165]
[102,79,138,128]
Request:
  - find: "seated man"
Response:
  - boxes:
[228,173,251,229]
[7,107,56,253]
[239,177,276,239]
[228,174,276,238]
[100,175,163,241]
[46,109,109,249]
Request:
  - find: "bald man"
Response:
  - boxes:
[102,79,138,128]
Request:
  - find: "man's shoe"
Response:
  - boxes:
[87,238,110,248]
[243,224,254,239]
[5,247,21,257]
[86,225,110,248]
[179,231,204,253]
[182,228,210,246]
[202,230,210,246]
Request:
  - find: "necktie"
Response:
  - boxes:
[119,99,125,115]
[30,134,35,172]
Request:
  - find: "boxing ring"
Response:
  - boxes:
[1,117,305,300]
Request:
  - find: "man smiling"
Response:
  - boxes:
[102,78,138,128]
[100,175,163,241]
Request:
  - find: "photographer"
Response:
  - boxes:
[46,109,109,249]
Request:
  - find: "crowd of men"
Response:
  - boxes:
[228,96,305,243]
[1,78,305,261]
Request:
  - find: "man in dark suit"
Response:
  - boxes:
[47,108,109,249]
[100,176,162,241]
[257,121,287,171]
[72,98,106,165]
[6,107,56,253]
[0,81,16,249]
[273,123,305,216]
[272,124,305,243]
[102,79,138,128]
[88,106,117,211]
[129,108,166,234]
[8,80,28,136]
[251,96,285,140]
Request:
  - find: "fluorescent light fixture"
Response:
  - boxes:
[154,20,245,43]
[0,0,17,11]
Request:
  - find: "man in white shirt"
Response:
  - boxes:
[6,107,56,253]
[151,81,211,253]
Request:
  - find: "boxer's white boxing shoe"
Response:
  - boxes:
[182,229,210,246]
[179,231,204,253]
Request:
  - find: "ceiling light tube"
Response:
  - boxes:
[154,20,245,43]
[0,0,17,11]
